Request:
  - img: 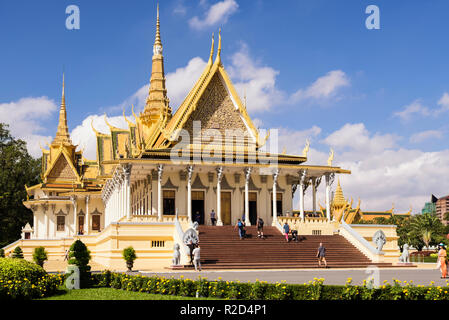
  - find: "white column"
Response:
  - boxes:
[157,165,164,221]
[72,197,77,236]
[272,170,279,226]
[44,210,49,239]
[33,213,37,239]
[119,181,123,219]
[312,178,317,215]
[216,167,223,226]
[187,166,193,225]
[244,168,252,226]
[299,170,306,220]
[125,166,131,220]
[85,196,90,235]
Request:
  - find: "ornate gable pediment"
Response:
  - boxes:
[214,174,235,192]
[191,175,208,190]
[163,177,179,190]
[183,73,249,136]
[240,176,262,192]
[46,150,79,182]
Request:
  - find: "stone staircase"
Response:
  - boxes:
[191,225,397,269]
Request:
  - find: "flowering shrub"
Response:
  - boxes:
[90,272,449,300]
[0,258,64,300]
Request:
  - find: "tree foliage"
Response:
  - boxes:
[356,213,447,251]
[32,247,48,267]
[0,123,41,247]
[12,246,24,259]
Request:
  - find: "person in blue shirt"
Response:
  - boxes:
[283,222,290,242]
[234,219,245,239]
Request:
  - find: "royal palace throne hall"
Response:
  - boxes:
[3,7,404,270]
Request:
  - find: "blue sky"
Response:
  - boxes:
[1,0,448,212]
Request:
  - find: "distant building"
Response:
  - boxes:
[436,195,449,226]
[421,195,437,215]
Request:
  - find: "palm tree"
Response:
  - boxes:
[410,213,444,250]
[422,230,432,250]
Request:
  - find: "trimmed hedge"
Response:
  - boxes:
[0,258,64,300]
[91,272,449,300]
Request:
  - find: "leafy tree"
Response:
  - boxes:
[409,212,445,250]
[32,246,48,267]
[12,246,24,259]
[0,123,41,247]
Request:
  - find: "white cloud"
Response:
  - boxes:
[189,0,239,30]
[437,92,449,115]
[410,130,443,144]
[275,126,322,155]
[290,70,350,103]
[393,100,430,121]
[394,93,449,122]
[0,97,58,157]
[227,43,284,112]
[283,123,449,214]
[322,123,398,155]
[166,57,208,109]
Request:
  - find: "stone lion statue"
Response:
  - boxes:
[172,244,181,266]
[399,244,410,263]
[372,230,386,253]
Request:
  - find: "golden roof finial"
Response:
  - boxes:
[327,148,334,166]
[90,119,100,135]
[215,28,222,65]
[123,108,135,127]
[208,33,215,66]
[302,139,310,157]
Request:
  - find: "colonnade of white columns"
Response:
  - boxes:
[297,170,335,221]
[103,165,131,229]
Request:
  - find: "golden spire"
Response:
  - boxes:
[333,179,346,206]
[141,3,171,127]
[154,3,162,51]
[52,73,72,145]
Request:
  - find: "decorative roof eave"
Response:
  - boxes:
[114,158,350,175]
[25,184,43,195]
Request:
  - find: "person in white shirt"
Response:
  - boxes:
[192,245,202,272]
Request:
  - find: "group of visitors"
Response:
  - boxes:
[282,222,300,242]
[233,217,266,240]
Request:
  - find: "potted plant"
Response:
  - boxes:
[12,246,24,259]
[123,247,137,272]
[33,247,48,267]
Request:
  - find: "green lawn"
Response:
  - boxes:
[39,287,218,300]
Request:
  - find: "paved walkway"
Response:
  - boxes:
[139,266,448,287]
